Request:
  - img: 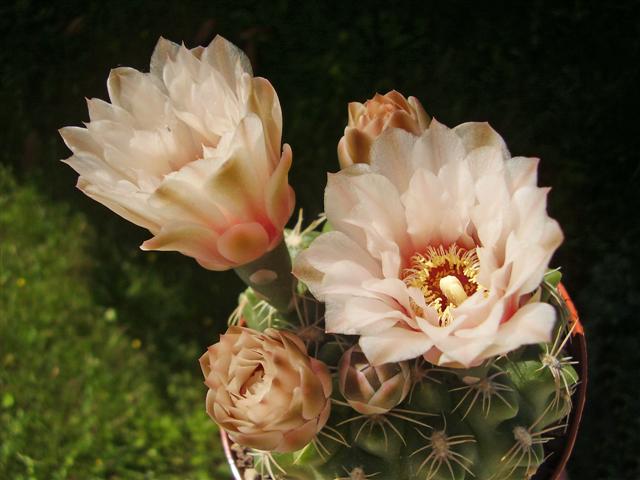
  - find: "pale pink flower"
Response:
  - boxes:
[338,345,411,415]
[295,120,563,368]
[60,36,294,270]
[199,327,332,452]
[337,90,430,169]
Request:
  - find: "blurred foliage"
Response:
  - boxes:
[0,167,228,479]
[1,0,639,478]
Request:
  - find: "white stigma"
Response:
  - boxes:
[439,275,468,307]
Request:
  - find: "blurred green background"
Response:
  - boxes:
[1,1,638,479]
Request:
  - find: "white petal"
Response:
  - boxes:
[293,230,382,299]
[464,145,505,180]
[361,277,412,314]
[480,302,556,359]
[326,296,406,335]
[321,261,382,298]
[141,221,230,270]
[204,115,271,220]
[264,144,294,231]
[149,175,228,228]
[506,156,539,191]
[453,121,510,158]
[359,327,433,365]
[149,36,180,80]
[78,178,160,232]
[411,118,466,173]
[250,77,282,163]
[107,67,169,128]
[369,128,418,193]
[86,98,136,126]
[202,35,253,90]
[403,168,445,248]
[326,168,411,259]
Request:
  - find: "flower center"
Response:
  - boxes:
[402,245,480,326]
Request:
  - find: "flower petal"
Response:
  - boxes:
[216,222,270,265]
[359,327,433,365]
[265,144,295,231]
[141,222,230,270]
[293,230,381,298]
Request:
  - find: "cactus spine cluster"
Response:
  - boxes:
[231,228,579,480]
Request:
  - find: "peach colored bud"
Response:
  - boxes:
[338,345,411,415]
[337,90,430,168]
[200,326,332,452]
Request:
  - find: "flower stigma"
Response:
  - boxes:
[402,245,481,327]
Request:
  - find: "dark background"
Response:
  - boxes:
[1,1,639,478]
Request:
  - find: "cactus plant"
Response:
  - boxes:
[221,227,584,480]
[57,31,584,480]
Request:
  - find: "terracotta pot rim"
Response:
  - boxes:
[546,283,587,480]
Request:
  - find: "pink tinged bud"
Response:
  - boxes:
[337,90,430,168]
[338,346,411,415]
[60,35,295,271]
[200,327,332,452]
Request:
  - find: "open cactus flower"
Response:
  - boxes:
[60,35,295,311]
[295,119,564,369]
[62,36,586,480]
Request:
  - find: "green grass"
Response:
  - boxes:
[0,167,229,479]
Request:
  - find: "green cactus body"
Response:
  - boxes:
[449,369,520,428]
[229,234,580,480]
[405,416,478,480]
[408,376,452,413]
[350,415,406,461]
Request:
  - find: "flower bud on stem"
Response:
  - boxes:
[234,238,296,314]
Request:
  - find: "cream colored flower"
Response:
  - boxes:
[199,326,332,452]
[60,36,294,270]
[295,120,563,368]
[337,90,430,168]
[338,346,411,415]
